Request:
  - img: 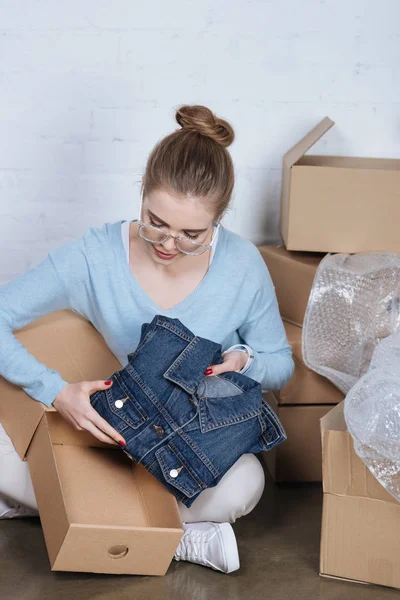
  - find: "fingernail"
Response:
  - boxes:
[204,368,213,375]
[105,380,112,385]
[118,440,126,447]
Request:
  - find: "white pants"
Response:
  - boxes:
[0,421,265,523]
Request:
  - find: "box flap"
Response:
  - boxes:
[321,402,396,503]
[283,117,335,169]
[27,414,71,565]
[280,117,335,246]
[0,309,121,459]
[320,400,347,432]
[0,389,48,462]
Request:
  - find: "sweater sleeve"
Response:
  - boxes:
[0,231,91,407]
[237,249,295,392]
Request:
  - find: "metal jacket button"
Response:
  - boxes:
[153,424,164,437]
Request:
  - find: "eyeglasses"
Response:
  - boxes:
[137,189,220,256]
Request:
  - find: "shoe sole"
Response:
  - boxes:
[218,522,240,573]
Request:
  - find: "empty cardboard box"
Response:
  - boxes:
[257,245,324,327]
[0,310,183,575]
[260,392,335,482]
[320,402,400,590]
[281,116,400,253]
[278,320,344,406]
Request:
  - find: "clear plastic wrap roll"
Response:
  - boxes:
[343,332,400,503]
[302,253,400,395]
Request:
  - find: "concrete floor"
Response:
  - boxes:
[0,462,397,600]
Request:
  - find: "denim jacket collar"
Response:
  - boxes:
[163,335,222,395]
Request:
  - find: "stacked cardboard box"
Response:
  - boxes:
[320,402,400,589]
[259,116,400,589]
[280,116,400,254]
[257,246,344,482]
[257,116,400,482]
[259,117,400,481]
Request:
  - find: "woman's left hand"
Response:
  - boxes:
[204,350,247,376]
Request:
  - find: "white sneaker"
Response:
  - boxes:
[0,494,39,519]
[174,521,240,573]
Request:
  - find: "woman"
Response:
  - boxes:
[0,105,294,574]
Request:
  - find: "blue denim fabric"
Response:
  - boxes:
[89,315,286,507]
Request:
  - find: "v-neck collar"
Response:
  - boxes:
[116,218,225,314]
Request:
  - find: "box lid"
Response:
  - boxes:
[283,117,335,169]
[0,309,121,460]
[280,117,335,243]
[320,402,396,504]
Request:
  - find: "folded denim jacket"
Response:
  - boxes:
[89,315,286,507]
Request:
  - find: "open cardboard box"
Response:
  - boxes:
[0,310,183,575]
[320,401,400,590]
[281,117,400,253]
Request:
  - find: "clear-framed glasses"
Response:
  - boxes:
[136,188,220,256]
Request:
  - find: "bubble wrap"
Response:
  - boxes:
[302,253,400,395]
[343,333,400,503]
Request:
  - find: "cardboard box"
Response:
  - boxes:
[257,245,324,327]
[281,116,400,253]
[260,392,335,482]
[320,402,400,590]
[0,310,183,575]
[278,321,344,406]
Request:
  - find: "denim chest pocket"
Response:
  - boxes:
[90,372,149,431]
[196,374,262,433]
[153,442,214,498]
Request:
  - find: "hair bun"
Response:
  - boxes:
[175,104,234,148]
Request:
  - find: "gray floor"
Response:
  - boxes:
[0,462,397,600]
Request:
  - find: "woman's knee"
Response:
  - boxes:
[224,453,265,522]
[178,453,265,524]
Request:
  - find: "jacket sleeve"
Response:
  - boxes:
[236,249,294,392]
[0,232,91,407]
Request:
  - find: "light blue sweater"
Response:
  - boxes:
[0,220,294,407]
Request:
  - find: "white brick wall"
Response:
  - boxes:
[0,0,399,283]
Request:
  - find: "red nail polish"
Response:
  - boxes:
[105,380,112,385]
[118,440,126,447]
[205,369,213,375]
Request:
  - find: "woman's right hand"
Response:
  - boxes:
[52,380,126,446]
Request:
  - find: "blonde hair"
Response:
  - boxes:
[141,105,235,223]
